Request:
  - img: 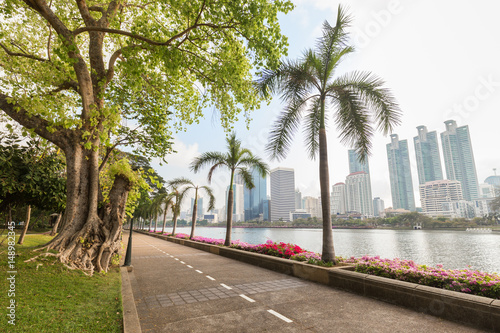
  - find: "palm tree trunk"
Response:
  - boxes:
[161,207,168,234]
[172,213,178,236]
[225,187,234,246]
[190,188,198,239]
[319,128,336,263]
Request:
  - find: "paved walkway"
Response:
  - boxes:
[124,231,482,332]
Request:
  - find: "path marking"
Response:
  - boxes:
[206,275,215,281]
[267,310,293,323]
[220,284,232,290]
[170,255,174,258]
[239,294,255,303]
[174,258,179,261]
[187,265,193,268]
[180,261,185,264]
[195,270,203,274]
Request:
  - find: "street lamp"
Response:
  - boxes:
[123,218,133,267]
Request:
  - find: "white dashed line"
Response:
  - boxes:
[187,265,193,268]
[239,294,255,303]
[220,284,232,290]
[195,270,203,274]
[174,258,179,261]
[170,255,174,258]
[267,310,293,323]
[180,261,185,264]
[206,275,215,281]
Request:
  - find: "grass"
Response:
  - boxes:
[0,233,123,332]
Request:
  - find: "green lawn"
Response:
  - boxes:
[0,233,122,332]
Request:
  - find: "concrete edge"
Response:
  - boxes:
[121,267,141,333]
[137,230,499,331]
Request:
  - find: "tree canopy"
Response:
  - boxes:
[0,0,294,159]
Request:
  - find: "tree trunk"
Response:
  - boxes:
[319,128,335,263]
[190,188,198,239]
[225,187,234,246]
[172,214,178,236]
[50,212,62,236]
[17,205,31,245]
[161,207,168,234]
[43,145,132,274]
[153,216,157,233]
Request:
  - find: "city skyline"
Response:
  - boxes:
[153,1,500,211]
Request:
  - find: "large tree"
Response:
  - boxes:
[0,0,292,272]
[257,6,401,262]
[191,133,268,246]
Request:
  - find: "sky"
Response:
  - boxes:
[152,0,500,213]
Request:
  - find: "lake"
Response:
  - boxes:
[150,226,500,273]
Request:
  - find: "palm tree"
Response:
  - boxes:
[170,186,189,236]
[256,6,401,263]
[152,192,175,234]
[169,178,215,239]
[191,133,269,246]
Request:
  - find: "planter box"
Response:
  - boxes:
[136,230,499,331]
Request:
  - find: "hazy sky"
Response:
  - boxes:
[153,0,500,212]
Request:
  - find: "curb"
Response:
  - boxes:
[139,230,500,332]
[121,266,141,333]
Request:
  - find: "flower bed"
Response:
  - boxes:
[152,230,500,299]
[342,256,500,299]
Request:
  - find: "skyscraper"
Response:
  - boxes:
[295,189,302,209]
[348,149,370,174]
[190,197,203,218]
[440,120,479,201]
[386,134,416,211]
[414,125,443,184]
[225,184,244,222]
[331,183,347,215]
[373,197,385,217]
[270,167,295,221]
[345,171,373,217]
[303,196,321,217]
[243,168,268,221]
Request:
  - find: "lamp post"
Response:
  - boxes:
[123,218,133,267]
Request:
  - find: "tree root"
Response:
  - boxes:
[24,252,59,263]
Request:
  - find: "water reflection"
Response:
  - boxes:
[160,227,500,273]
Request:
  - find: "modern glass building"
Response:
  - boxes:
[243,168,268,221]
[413,125,443,184]
[440,120,479,201]
[270,167,295,221]
[386,134,416,211]
[348,149,370,174]
[373,197,385,217]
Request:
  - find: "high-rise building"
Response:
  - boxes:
[303,196,321,217]
[373,197,385,217]
[479,183,496,198]
[485,169,500,188]
[386,134,416,211]
[440,120,479,201]
[270,167,295,221]
[419,179,463,217]
[348,149,370,174]
[295,189,302,209]
[331,183,347,215]
[243,169,268,221]
[345,171,373,217]
[225,184,244,222]
[190,197,204,219]
[414,126,443,184]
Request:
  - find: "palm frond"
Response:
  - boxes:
[201,185,216,211]
[190,151,227,173]
[331,85,373,159]
[332,71,401,135]
[266,96,312,160]
[168,177,194,189]
[238,156,269,178]
[317,6,353,70]
[237,167,255,190]
[303,97,322,159]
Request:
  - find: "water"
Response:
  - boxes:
[151,226,500,273]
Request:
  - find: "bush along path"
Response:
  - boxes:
[150,230,500,300]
